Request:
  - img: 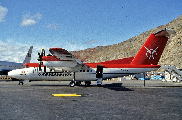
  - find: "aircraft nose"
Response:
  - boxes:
[8,70,20,81]
[8,70,14,77]
[8,70,18,77]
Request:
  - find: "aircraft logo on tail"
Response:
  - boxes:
[144,46,159,59]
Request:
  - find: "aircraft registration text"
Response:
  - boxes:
[38,72,73,77]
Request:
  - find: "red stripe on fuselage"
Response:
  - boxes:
[23,63,44,68]
[85,63,160,68]
[24,62,160,69]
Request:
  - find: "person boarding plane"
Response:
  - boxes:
[8,29,175,86]
[0,46,33,75]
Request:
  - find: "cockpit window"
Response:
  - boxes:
[23,65,29,68]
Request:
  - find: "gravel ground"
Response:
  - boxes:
[0,80,182,120]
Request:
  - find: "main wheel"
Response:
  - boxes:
[85,81,91,86]
[75,81,82,86]
[69,81,75,87]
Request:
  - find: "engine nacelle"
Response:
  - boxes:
[41,55,78,67]
[43,61,77,68]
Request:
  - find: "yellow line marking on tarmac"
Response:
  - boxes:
[52,94,82,97]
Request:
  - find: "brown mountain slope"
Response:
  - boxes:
[71,14,182,68]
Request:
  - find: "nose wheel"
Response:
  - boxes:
[19,81,24,85]
[85,81,91,86]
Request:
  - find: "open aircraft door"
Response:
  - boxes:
[96,65,103,85]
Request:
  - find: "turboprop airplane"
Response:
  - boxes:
[0,46,33,75]
[8,29,175,86]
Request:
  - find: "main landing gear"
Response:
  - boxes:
[69,81,82,87]
[69,81,91,87]
[69,81,75,87]
[85,81,91,86]
[70,72,76,87]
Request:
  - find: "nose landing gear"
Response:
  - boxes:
[19,80,24,85]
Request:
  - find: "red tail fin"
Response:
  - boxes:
[131,30,169,65]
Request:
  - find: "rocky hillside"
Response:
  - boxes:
[71,14,182,68]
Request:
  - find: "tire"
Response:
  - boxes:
[85,81,91,86]
[69,81,75,87]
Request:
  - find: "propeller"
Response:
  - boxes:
[37,48,45,71]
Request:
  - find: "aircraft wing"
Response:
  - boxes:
[49,48,83,64]
[40,48,88,72]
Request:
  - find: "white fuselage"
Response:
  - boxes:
[0,61,23,74]
[8,66,158,81]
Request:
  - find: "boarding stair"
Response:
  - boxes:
[160,65,182,82]
[0,75,12,80]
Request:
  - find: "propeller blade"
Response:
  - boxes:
[39,63,41,71]
[37,48,45,71]
[37,48,45,61]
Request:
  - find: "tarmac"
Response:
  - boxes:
[0,80,182,120]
